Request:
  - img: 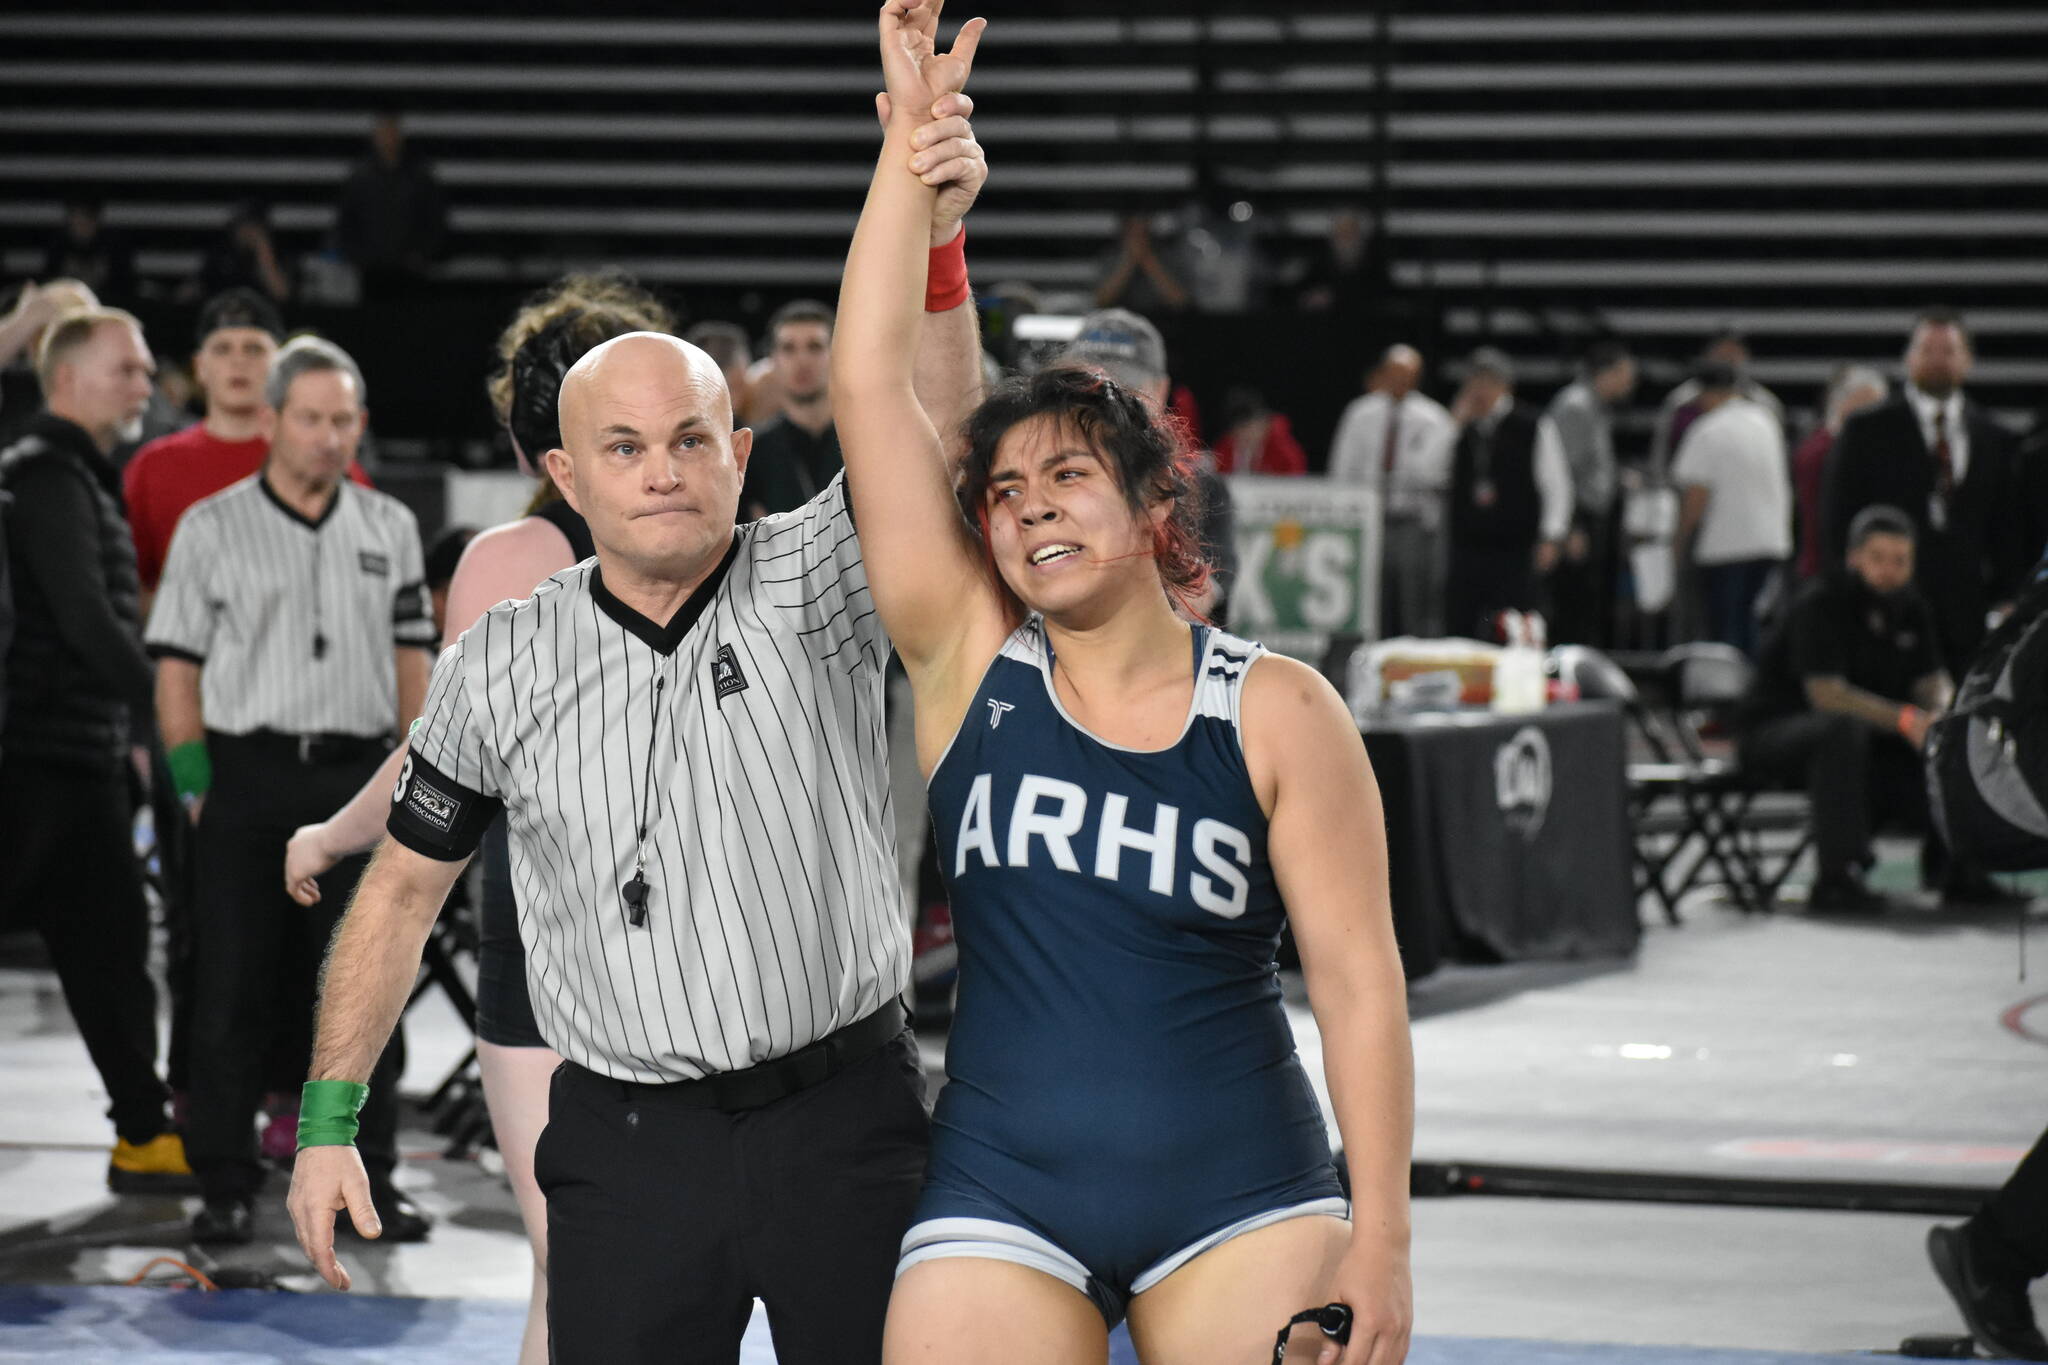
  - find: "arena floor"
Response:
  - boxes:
[2,850,2044,1362]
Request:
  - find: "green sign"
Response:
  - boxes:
[1223,476,1381,661]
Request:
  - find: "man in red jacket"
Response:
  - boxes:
[1212,386,1307,475]
[123,289,371,607]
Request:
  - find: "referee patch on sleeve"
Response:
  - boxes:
[387,748,501,861]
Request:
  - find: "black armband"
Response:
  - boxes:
[386,747,502,862]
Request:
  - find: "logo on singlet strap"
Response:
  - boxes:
[986,699,1016,729]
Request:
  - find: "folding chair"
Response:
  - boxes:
[1550,645,1750,924]
[1654,643,1815,913]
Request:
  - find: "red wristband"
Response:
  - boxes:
[1896,705,1920,737]
[925,227,970,313]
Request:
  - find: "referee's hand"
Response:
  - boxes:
[288,1144,380,1291]
[874,89,986,246]
[285,822,341,905]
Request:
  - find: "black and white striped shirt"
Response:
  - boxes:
[145,475,434,736]
[388,475,907,1083]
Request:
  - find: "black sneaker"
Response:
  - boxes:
[190,1197,255,1247]
[1938,872,2033,907]
[338,1185,432,1243]
[1927,1224,2048,1362]
[1806,877,1894,915]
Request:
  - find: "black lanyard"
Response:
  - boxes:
[621,664,671,927]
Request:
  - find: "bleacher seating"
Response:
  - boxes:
[1,1,2042,447]
[1378,6,2048,428]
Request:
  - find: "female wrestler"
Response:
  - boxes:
[832,5,1414,1363]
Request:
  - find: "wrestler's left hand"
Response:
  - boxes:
[285,821,343,906]
[1322,1235,1411,1365]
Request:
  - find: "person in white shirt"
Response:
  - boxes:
[1442,347,1573,641]
[1329,343,1455,636]
[1672,362,1793,656]
[1650,330,1784,480]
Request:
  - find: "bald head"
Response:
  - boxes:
[544,330,753,590]
[1371,343,1424,398]
[558,331,732,454]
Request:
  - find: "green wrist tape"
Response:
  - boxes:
[166,741,212,801]
[297,1080,371,1150]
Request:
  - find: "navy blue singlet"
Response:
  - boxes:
[906,617,1343,1322]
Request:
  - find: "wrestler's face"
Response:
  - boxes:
[551,333,752,585]
[983,415,1169,626]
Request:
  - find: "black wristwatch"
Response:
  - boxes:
[1272,1302,1352,1363]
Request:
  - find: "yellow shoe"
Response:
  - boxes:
[108,1131,199,1194]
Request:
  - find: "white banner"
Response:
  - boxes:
[1223,475,1381,662]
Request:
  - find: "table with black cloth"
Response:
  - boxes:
[1360,701,1639,979]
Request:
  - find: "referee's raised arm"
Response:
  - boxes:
[286,837,467,1289]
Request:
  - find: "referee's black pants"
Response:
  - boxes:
[538,1028,930,1365]
[0,754,170,1145]
[184,733,405,1204]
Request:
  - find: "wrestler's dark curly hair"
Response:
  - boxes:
[957,365,1211,620]
[485,272,674,512]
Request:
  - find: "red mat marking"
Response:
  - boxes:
[2000,992,2048,1047]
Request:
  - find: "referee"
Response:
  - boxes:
[287,113,986,1363]
[148,336,437,1245]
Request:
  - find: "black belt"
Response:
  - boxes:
[598,1000,905,1112]
[211,728,391,766]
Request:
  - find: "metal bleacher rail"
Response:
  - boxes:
[2,2,2044,444]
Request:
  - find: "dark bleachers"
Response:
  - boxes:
[0,8,1368,293]
[1,2,2042,448]
[1377,5,2048,428]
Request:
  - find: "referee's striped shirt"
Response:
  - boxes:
[388,474,909,1083]
[145,475,436,736]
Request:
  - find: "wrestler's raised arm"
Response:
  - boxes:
[834,1,1004,698]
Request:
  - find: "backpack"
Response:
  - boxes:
[1925,567,2048,871]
